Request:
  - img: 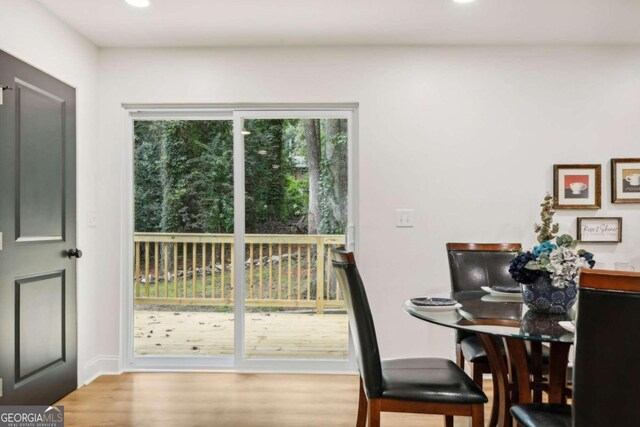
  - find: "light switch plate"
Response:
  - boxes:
[0,232,3,250]
[87,210,97,228]
[0,378,3,397]
[396,209,414,228]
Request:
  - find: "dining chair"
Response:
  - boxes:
[510,268,640,427]
[446,243,550,380]
[447,243,550,425]
[331,247,487,427]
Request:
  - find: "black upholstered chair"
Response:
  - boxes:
[447,243,544,376]
[447,243,552,425]
[511,269,640,427]
[331,247,487,427]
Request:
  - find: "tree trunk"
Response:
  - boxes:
[324,119,348,233]
[158,125,173,272]
[304,119,321,235]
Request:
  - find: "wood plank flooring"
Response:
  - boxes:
[57,373,493,427]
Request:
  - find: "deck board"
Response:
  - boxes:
[135,310,349,359]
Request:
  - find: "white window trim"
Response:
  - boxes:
[119,104,359,374]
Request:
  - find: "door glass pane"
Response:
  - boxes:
[243,118,349,360]
[133,119,234,357]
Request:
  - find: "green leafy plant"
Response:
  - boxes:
[533,193,560,243]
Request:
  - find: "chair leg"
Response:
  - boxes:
[471,363,484,389]
[357,378,367,427]
[489,384,499,427]
[456,343,464,369]
[471,403,484,427]
[444,415,454,427]
[529,341,544,403]
[367,399,381,427]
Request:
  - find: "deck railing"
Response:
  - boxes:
[134,233,345,314]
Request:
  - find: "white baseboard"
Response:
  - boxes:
[82,355,121,386]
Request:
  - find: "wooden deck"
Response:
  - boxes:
[135,309,349,359]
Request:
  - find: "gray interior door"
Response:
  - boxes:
[0,50,77,404]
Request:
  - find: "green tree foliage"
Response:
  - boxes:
[134,120,234,233]
[134,119,347,235]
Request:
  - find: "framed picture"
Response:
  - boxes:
[577,217,622,243]
[553,164,601,209]
[611,158,640,203]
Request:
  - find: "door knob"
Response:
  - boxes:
[67,248,83,259]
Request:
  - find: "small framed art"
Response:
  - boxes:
[553,164,601,209]
[577,217,622,243]
[611,158,640,203]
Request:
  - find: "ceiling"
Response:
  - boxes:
[36,0,640,47]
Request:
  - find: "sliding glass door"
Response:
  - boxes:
[132,118,235,358]
[129,107,355,370]
[238,114,352,362]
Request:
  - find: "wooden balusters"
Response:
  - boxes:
[278,243,283,300]
[211,243,216,299]
[153,242,158,297]
[316,240,325,315]
[182,243,187,298]
[249,244,254,299]
[230,244,234,300]
[192,243,197,298]
[173,242,178,298]
[297,244,302,300]
[269,244,273,299]
[135,242,140,297]
[306,245,311,301]
[221,243,225,299]
[259,244,264,299]
[144,242,150,297]
[163,243,169,298]
[287,243,292,299]
[201,242,206,298]
[132,233,344,310]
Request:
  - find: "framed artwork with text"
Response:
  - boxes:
[577,217,622,243]
[611,158,640,203]
[553,164,601,209]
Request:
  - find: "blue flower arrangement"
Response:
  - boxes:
[509,194,596,288]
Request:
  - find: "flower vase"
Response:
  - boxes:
[521,275,577,314]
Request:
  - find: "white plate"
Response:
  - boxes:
[481,286,522,297]
[481,294,523,303]
[558,321,575,334]
[407,302,462,312]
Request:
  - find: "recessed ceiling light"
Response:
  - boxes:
[453,0,475,3]
[125,0,150,8]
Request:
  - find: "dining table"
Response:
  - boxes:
[404,290,574,427]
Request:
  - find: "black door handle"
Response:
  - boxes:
[67,248,83,259]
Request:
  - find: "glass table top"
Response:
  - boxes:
[403,290,575,343]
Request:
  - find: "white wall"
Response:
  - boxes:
[97,46,640,364]
[3,1,639,386]
[0,0,102,384]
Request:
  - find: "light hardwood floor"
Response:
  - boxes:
[57,373,493,427]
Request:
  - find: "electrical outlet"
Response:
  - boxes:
[396,209,414,228]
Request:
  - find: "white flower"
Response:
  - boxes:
[545,247,589,288]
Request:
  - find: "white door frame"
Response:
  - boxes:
[120,104,359,373]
